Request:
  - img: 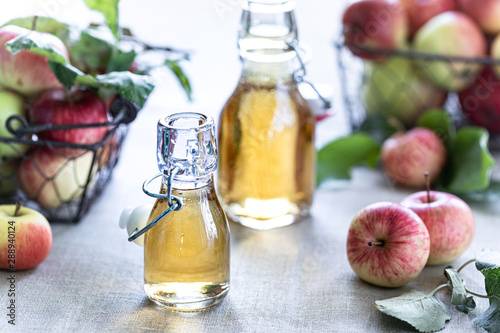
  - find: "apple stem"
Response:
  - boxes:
[425,172,431,203]
[429,283,449,297]
[368,241,384,247]
[457,258,476,273]
[14,201,22,217]
[31,16,39,31]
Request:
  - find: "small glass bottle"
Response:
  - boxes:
[217,0,316,230]
[143,112,230,311]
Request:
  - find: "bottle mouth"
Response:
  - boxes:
[243,0,296,13]
[160,112,214,133]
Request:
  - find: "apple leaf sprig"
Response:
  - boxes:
[317,110,499,202]
[376,248,500,332]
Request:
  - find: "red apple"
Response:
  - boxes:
[342,0,409,61]
[401,190,475,265]
[0,25,68,96]
[381,128,446,188]
[412,11,486,91]
[347,202,430,287]
[457,0,500,35]
[32,87,109,145]
[0,203,52,270]
[399,0,456,37]
[17,147,97,208]
[458,67,500,134]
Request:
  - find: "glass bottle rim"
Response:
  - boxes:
[159,112,214,133]
[243,0,296,12]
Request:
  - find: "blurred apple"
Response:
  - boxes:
[400,0,456,37]
[0,158,20,196]
[401,190,475,265]
[490,34,500,80]
[457,0,500,35]
[342,0,409,61]
[381,128,446,188]
[347,202,430,287]
[363,56,447,127]
[413,11,486,91]
[0,203,52,270]
[32,87,109,145]
[0,88,29,160]
[17,147,97,208]
[458,67,500,134]
[0,25,68,96]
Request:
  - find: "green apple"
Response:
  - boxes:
[412,11,486,91]
[0,89,28,160]
[0,203,52,270]
[0,158,20,196]
[363,56,447,127]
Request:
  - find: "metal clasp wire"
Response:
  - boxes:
[127,167,184,242]
[286,41,332,110]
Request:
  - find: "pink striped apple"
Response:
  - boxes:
[347,202,430,287]
[381,128,447,188]
[0,204,52,270]
[0,25,68,96]
[401,191,475,265]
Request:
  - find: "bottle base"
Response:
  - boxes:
[225,202,310,230]
[144,282,229,312]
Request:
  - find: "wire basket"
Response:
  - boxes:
[334,39,500,150]
[0,96,139,222]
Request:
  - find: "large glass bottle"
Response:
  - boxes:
[144,112,230,311]
[217,0,316,230]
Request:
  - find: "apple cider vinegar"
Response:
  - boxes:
[217,0,316,230]
[144,182,230,310]
[218,80,315,229]
[141,112,230,311]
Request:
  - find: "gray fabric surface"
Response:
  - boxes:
[1,111,497,332]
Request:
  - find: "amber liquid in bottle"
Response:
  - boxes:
[144,179,230,311]
[218,78,316,230]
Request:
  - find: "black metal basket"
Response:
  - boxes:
[0,96,139,222]
[334,39,500,150]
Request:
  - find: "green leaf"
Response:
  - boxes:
[475,299,500,333]
[48,61,86,90]
[69,26,116,74]
[317,133,380,184]
[376,290,451,333]
[445,268,468,306]
[358,113,398,145]
[456,297,476,314]
[443,127,496,193]
[474,249,500,333]
[106,45,136,73]
[84,0,120,38]
[165,59,192,101]
[417,109,456,146]
[92,71,155,108]
[476,248,500,272]
[5,32,68,64]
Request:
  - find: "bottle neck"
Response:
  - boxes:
[163,173,214,191]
